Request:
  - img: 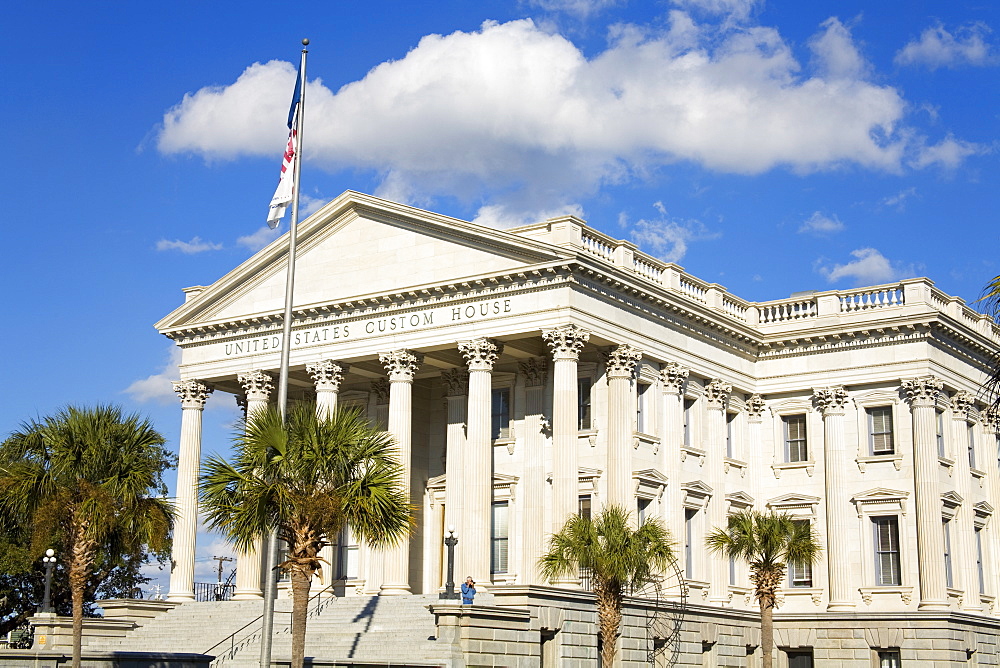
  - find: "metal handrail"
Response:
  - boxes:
[203,581,336,660]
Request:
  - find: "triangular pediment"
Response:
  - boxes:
[157,191,569,331]
[851,487,909,504]
[766,493,821,509]
[726,491,754,508]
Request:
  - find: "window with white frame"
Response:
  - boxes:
[726,412,736,458]
[636,382,652,434]
[578,495,592,521]
[968,422,977,468]
[784,415,808,462]
[873,516,902,586]
[684,508,696,579]
[789,519,813,587]
[868,407,894,455]
[943,517,954,588]
[491,501,509,574]
[937,410,946,458]
[491,387,511,440]
[683,398,695,447]
[578,376,593,430]
[976,525,986,595]
[337,524,359,580]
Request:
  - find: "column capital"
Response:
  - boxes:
[604,344,642,379]
[371,378,391,403]
[441,368,470,396]
[379,349,423,382]
[902,376,943,407]
[813,386,849,416]
[659,361,690,394]
[746,393,766,421]
[238,370,274,403]
[458,338,504,372]
[706,379,731,410]
[307,359,349,392]
[542,324,590,360]
[173,380,213,409]
[519,357,548,388]
[951,391,975,420]
[984,406,1000,432]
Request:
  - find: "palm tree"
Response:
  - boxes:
[199,402,412,668]
[979,276,1000,409]
[539,505,675,667]
[0,405,173,668]
[706,510,821,668]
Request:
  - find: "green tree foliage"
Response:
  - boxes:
[0,405,173,667]
[706,510,822,668]
[540,505,675,667]
[199,402,412,668]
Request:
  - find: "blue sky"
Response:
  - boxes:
[2,0,998,590]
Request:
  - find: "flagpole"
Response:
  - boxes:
[260,37,308,668]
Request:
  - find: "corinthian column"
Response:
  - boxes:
[519,358,548,584]
[605,345,642,509]
[705,379,731,604]
[813,386,854,610]
[378,349,422,595]
[951,391,976,608]
[441,368,469,580]
[232,370,274,600]
[543,324,590,586]
[903,376,949,610]
[308,360,348,419]
[458,338,504,584]
[745,394,766,516]
[168,380,213,602]
[660,363,689,535]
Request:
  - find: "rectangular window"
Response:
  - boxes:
[868,406,895,455]
[636,382,651,433]
[637,497,651,524]
[784,415,808,462]
[685,508,696,578]
[878,650,901,668]
[968,423,977,468]
[943,518,953,588]
[789,520,813,587]
[937,410,946,458]
[786,650,813,668]
[578,495,592,521]
[729,555,736,586]
[490,501,509,574]
[873,516,901,586]
[578,377,592,430]
[491,387,511,440]
[976,526,986,595]
[683,399,694,447]
[338,524,359,580]
[726,412,736,458]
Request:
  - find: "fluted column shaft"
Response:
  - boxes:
[378,350,422,595]
[814,387,854,610]
[458,339,503,585]
[660,363,689,537]
[904,377,949,610]
[233,370,273,600]
[606,345,641,509]
[706,379,730,604]
[520,358,548,584]
[442,368,469,583]
[951,392,976,608]
[168,380,213,602]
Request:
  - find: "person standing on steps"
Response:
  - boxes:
[461,577,476,605]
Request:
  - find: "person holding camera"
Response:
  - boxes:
[461,576,476,605]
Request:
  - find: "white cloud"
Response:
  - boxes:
[818,247,917,286]
[472,202,585,229]
[881,187,917,211]
[670,0,760,22]
[156,236,223,254]
[157,16,969,223]
[125,347,181,404]
[895,22,996,70]
[524,0,623,18]
[910,135,984,170]
[798,211,844,235]
[237,225,282,252]
[300,194,330,218]
[624,202,720,263]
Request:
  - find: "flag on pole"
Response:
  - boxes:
[266,69,303,228]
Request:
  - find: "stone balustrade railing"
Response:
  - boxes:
[517,216,997,338]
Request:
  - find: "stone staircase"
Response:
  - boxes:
[88,594,490,667]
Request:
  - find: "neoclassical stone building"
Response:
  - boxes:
[158,191,1000,665]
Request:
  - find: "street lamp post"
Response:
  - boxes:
[439,526,460,600]
[41,549,57,613]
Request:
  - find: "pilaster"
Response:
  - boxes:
[442,367,469,585]
[705,379,731,604]
[604,344,642,509]
[660,362,689,542]
[519,357,548,585]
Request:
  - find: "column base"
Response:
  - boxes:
[917,600,950,611]
[550,576,581,589]
[708,597,731,607]
[231,591,264,601]
[827,602,856,611]
[166,592,195,603]
[379,583,412,596]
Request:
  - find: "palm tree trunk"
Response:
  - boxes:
[595,585,622,667]
[290,568,312,668]
[760,596,774,668]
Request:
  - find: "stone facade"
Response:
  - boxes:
[156,191,1000,665]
